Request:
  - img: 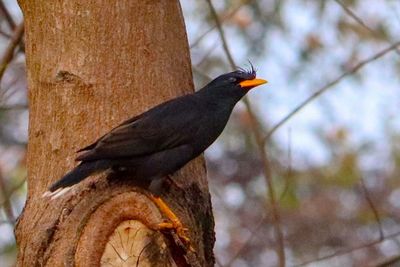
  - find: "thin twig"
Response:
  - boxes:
[192,67,213,87]
[0,104,28,111]
[333,0,400,56]
[194,40,219,67]
[310,0,389,244]
[360,177,384,241]
[0,175,26,209]
[0,22,24,81]
[0,2,24,52]
[0,0,16,30]
[293,230,400,267]
[264,40,400,141]
[204,0,286,266]
[334,0,374,33]
[0,29,12,38]
[0,74,23,105]
[370,254,400,267]
[279,128,292,200]
[190,0,250,49]
[225,214,267,266]
[205,0,236,67]
[0,167,15,222]
[0,219,14,225]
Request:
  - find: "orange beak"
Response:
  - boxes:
[239,78,268,89]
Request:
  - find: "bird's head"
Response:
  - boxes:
[201,64,268,99]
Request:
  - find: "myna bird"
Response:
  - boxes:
[43,65,268,249]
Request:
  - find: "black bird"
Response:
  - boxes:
[43,66,267,247]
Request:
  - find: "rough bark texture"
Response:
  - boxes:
[15,1,215,266]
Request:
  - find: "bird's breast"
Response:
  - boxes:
[191,107,232,153]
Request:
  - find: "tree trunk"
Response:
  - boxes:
[15,1,215,266]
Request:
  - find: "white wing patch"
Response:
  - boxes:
[42,186,73,200]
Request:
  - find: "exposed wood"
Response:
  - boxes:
[15,1,215,266]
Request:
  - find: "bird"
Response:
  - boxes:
[43,65,267,249]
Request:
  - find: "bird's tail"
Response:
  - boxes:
[42,160,109,199]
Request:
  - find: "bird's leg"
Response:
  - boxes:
[150,195,194,251]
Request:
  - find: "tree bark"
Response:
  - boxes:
[15,1,215,266]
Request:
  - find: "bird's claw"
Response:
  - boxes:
[156,221,194,252]
[150,195,195,252]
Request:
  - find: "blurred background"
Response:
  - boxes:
[1,0,400,266]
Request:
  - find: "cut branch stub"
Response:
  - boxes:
[101,220,166,267]
[37,176,201,267]
[76,191,173,267]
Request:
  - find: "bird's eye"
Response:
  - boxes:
[228,77,237,83]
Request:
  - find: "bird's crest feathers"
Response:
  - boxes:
[236,61,257,79]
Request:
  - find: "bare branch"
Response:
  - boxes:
[224,214,267,266]
[371,254,400,267]
[0,2,25,52]
[0,0,16,30]
[0,104,28,111]
[204,0,236,67]
[333,0,400,56]
[192,67,212,86]
[279,128,292,200]
[190,1,250,49]
[0,167,15,222]
[334,0,374,33]
[293,230,400,267]
[0,22,24,81]
[0,29,12,38]
[359,177,384,241]
[0,219,14,225]
[264,40,400,140]
[0,175,26,210]
[204,0,285,266]
[194,39,219,67]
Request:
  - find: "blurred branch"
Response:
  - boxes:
[0,0,16,30]
[225,214,267,266]
[194,39,219,66]
[0,219,14,225]
[294,230,400,267]
[371,254,400,267]
[279,128,292,200]
[0,75,23,104]
[334,0,374,33]
[205,0,236,67]
[264,40,400,141]
[204,0,285,266]
[192,67,212,89]
[360,177,384,241]
[0,175,26,208]
[190,0,249,49]
[0,22,24,81]
[0,1,25,52]
[0,104,28,111]
[0,29,12,38]
[333,0,400,56]
[0,167,15,222]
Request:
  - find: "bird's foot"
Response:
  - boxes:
[150,195,194,252]
[156,220,193,251]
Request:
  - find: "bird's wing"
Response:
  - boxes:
[76,114,142,153]
[76,95,197,162]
